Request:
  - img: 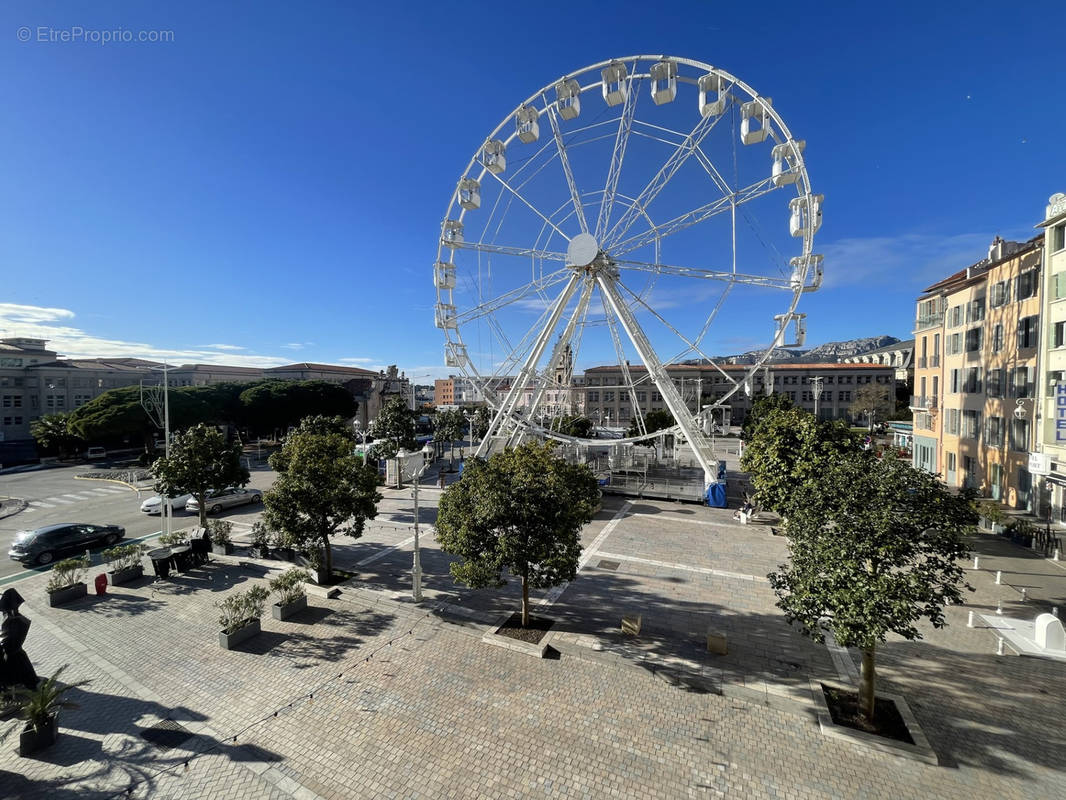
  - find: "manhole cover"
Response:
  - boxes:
[597,560,621,571]
[142,719,194,750]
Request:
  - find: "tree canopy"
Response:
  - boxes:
[152,423,249,527]
[239,380,357,437]
[768,453,976,721]
[547,414,594,438]
[29,413,83,458]
[848,384,895,429]
[436,442,600,626]
[264,415,381,576]
[740,406,858,516]
[468,406,492,442]
[369,396,416,460]
[740,392,793,442]
[433,408,467,467]
[627,409,674,438]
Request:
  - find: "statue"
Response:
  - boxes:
[0,588,38,696]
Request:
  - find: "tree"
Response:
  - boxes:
[740,406,858,517]
[468,406,492,442]
[369,396,416,460]
[264,416,381,576]
[768,454,976,722]
[626,409,674,437]
[547,414,594,438]
[436,442,600,627]
[740,392,793,442]
[239,380,357,438]
[152,423,250,527]
[849,385,894,433]
[29,413,83,458]
[69,385,213,452]
[433,408,467,469]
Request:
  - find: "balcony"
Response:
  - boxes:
[909,395,938,410]
[915,312,944,331]
[930,355,940,367]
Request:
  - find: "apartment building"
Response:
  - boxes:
[912,236,1043,509]
[1035,192,1066,523]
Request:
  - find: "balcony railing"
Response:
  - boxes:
[917,357,927,369]
[909,395,938,410]
[915,312,945,331]
[930,355,940,367]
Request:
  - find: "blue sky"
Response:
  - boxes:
[1,1,1062,380]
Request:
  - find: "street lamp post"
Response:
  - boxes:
[403,442,435,602]
[139,362,172,538]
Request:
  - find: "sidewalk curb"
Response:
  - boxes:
[0,497,29,519]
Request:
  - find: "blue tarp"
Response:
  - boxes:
[706,482,727,508]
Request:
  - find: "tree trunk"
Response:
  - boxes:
[521,574,529,628]
[323,535,333,577]
[198,494,207,528]
[859,645,876,721]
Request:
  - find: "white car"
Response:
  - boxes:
[140,494,193,515]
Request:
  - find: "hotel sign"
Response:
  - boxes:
[1057,382,1066,442]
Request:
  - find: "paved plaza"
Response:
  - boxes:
[2,483,1065,799]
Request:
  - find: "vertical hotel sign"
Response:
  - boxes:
[1058,383,1066,441]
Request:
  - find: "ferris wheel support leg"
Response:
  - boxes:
[475,274,581,459]
[595,273,719,489]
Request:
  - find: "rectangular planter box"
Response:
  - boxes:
[211,542,234,556]
[108,565,143,586]
[47,582,87,608]
[272,595,307,621]
[249,546,270,559]
[218,618,261,650]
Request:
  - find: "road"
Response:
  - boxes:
[0,465,276,582]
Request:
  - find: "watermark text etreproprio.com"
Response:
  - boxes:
[16,26,175,44]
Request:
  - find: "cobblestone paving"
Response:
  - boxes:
[1,495,1064,799]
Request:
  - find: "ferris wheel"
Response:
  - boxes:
[434,55,823,484]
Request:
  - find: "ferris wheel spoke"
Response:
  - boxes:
[482,169,571,242]
[545,105,589,234]
[616,279,718,369]
[598,291,646,437]
[455,268,571,325]
[612,258,792,290]
[602,109,727,250]
[451,240,568,262]
[595,77,639,241]
[610,177,779,256]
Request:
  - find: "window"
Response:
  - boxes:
[1054,272,1066,300]
[986,416,1004,447]
[945,407,959,436]
[964,327,983,353]
[963,456,978,488]
[946,333,961,355]
[962,367,982,394]
[986,368,1003,398]
[838,390,851,402]
[949,305,963,327]
[636,391,646,403]
[991,323,1004,353]
[825,376,834,384]
[962,410,981,440]
[990,280,1012,307]
[1010,418,1030,451]
[1010,367,1033,398]
[967,297,985,322]
[1053,223,1065,253]
[603,391,614,402]
[1016,269,1039,301]
[802,391,813,402]
[786,391,797,402]
[1056,321,1066,348]
[946,452,956,473]
[586,391,599,402]
[950,369,960,393]
[1017,315,1039,348]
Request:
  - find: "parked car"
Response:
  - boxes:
[85,446,107,460]
[185,487,262,515]
[8,523,126,566]
[139,494,193,515]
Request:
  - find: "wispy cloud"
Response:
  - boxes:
[338,357,375,364]
[819,227,1034,290]
[282,342,315,350]
[0,303,290,368]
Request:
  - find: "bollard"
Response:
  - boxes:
[973,556,980,569]
[996,599,1003,615]
[1055,548,1061,562]
[995,570,1002,585]
[996,636,1005,656]
[1021,587,1028,601]
[967,610,975,628]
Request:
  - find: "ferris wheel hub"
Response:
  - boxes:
[566,232,600,267]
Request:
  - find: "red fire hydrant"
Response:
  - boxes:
[95,574,108,596]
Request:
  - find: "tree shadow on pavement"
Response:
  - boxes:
[237,607,396,669]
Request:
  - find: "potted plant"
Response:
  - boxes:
[269,568,310,620]
[104,544,145,586]
[217,585,269,649]
[13,664,91,756]
[158,530,189,547]
[297,548,330,585]
[270,528,296,562]
[249,522,271,559]
[207,520,234,555]
[45,557,90,607]
[974,499,1007,534]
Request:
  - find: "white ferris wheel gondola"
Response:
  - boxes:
[434,55,823,488]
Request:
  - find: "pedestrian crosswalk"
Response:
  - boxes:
[23,486,128,513]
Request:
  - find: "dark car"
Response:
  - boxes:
[8,523,126,566]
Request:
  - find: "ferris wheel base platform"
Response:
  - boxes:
[600,469,726,506]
